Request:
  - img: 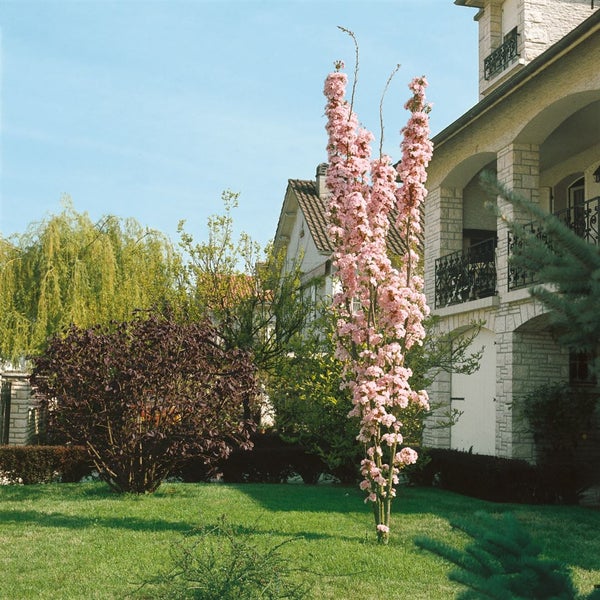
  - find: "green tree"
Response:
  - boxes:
[0,198,182,362]
[31,311,257,494]
[177,191,313,418]
[268,311,481,481]
[482,173,600,374]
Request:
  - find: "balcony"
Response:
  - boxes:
[484,28,519,80]
[508,196,600,291]
[435,237,497,309]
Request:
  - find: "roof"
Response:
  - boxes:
[454,0,484,8]
[287,179,335,253]
[433,8,600,149]
[284,178,408,257]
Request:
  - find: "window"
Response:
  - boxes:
[569,350,597,386]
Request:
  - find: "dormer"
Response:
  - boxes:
[456,0,598,97]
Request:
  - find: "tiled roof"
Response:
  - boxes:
[287,179,408,256]
[288,179,335,253]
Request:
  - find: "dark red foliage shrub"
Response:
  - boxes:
[30,312,258,493]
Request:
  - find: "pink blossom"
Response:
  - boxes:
[396,447,419,466]
[323,64,432,542]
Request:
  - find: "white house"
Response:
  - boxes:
[423,0,600,461]
[274,1,600,469]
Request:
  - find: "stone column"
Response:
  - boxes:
[496,143,540,295]
[425,186,464,308]
[494,143,541,459]
[5,373,34,446]
[423,369,452,450]
[424,185,463,449]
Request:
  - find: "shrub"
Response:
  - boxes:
[516,382,599,502]
[138,515,310,599]
[0,445,91,484]
[517,382,598,461]
[30,311,258,494]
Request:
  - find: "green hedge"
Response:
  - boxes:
[409,448,583,504]
[0,445,92,484]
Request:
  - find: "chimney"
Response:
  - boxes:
[316,163,329,198]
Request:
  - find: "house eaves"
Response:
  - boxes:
[274,173,417,260]
[288,179,336,254]
[454,0,484,8]
[433,9,600,149]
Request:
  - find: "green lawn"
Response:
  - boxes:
[0,482,598,599]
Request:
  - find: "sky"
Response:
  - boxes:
[0,0,480,251]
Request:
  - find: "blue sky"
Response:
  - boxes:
[1,0,479,250]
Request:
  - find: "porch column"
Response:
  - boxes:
[496,143,540,296]
[423,185,463,450]
[495,143,541,459]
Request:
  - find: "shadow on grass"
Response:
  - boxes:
[0,481,204,502]
[0,508,353,542]
[233,482,496,518]
[235,484,600,572]
[0,509,194,533]
[231,483,367,514]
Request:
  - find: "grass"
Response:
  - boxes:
[0,482,599,599]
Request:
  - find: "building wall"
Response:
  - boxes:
[523,0,596,62]
[477,0,597,96]
[422,21,599,458]
[423,292,568,460]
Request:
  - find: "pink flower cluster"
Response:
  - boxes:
[323,66,433,541]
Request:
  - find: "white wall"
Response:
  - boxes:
[450,328,497,455]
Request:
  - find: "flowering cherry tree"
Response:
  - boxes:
[324,57,433,543]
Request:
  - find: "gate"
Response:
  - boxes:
[0,380,11,444]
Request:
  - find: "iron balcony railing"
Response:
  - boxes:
[484,28,519,80]
[508,196,600,291]
[435,237,497,309]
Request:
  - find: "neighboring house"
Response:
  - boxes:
[273,164,336,310]
[423,0,600,461]
[273,164,405,312]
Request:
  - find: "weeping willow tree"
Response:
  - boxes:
[0,198,183,363]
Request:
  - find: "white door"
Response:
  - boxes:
[450,328,496,455]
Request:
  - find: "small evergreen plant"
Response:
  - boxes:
[139,515,310,599]
[415,511,600,599]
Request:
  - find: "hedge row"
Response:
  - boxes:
[0,442,585,504]
[409,448,583,504]
[176,431,329,485]
[0,445,92,484]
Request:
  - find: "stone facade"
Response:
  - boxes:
[424,3,600,460]
[471,0,597,97]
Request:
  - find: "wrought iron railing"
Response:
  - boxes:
[508,196,600,291]
[484,28,519,80]
[435,237,497,308]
